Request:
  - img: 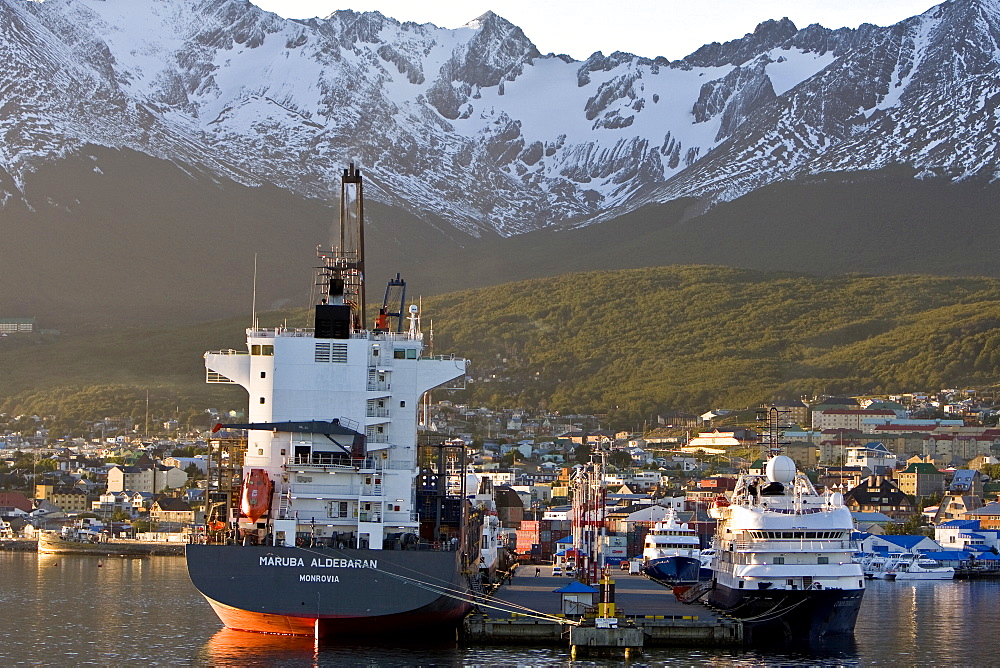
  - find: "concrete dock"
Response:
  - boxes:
[463,565,743,647]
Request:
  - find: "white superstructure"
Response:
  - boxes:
[642,509,701,563]
[203,165,468,552]
[708,455,865,594]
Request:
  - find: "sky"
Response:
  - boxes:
[250,0,941,61]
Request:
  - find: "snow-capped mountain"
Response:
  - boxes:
[1,0,997,239]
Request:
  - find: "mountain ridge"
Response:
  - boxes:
[1,0,996,233]
[1,0,998,326]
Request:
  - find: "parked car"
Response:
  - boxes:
[552,566,563,576]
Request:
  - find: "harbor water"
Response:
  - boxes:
[0,551,993,666]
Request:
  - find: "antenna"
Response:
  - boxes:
[251,253,259,330]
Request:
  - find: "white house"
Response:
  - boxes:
[845,441,897,473]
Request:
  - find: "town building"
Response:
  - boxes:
[107,464,187,493]
[842,475,916,520]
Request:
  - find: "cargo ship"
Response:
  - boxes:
[185,165,477,639]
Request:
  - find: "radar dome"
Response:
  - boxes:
[830,492,844,507]
[765,455,796,484]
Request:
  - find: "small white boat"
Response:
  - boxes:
[884,554,955,580]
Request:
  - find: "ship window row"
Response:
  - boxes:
[749,531,845,539]
[251,345,274,356]
[393,348,418,359]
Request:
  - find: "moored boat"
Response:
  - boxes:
[640,509,704,585]
[185,165,476,639]
[884,553,955,580]
[705,412,865,643]
[37,529,185,556]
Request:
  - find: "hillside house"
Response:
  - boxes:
[149,497,200,526]
[895,462,945,499]
[843,476,916,520]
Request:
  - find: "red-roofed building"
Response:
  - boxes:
[0,492,33,516]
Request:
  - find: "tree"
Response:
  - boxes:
[574,443,591,465]
[501,451,522,465]
[609,451,633,469]
[884,514,927,535]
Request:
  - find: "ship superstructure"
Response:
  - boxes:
[186,165,474,638]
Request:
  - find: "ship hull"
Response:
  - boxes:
[707,583,863,643]
[641,556,702,584]
[186,544,472,638]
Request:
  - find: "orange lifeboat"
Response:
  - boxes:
[240,469,271,523]
[713,495,730,508]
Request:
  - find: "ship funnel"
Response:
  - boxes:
[315,164,366,338]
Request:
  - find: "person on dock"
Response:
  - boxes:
[535,567,540,577]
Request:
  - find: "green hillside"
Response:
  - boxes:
[3,267,1000,433]
[429,266,1000,419]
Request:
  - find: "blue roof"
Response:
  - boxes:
[555,536,574,544]
[553,582,599,594]
[863,442,891,453]
[931,550,974,560]
[976,552,1000,560]
[939,520,980,529]
[879,535,927,549]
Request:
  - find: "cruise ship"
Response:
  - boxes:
[706,453,865,643]
[185,165,477,639]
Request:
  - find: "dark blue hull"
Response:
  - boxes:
[707,582,864,643]
[641,556,702,584]
[186,544,472,637]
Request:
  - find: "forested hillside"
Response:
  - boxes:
[3,267,1000,434]
[430,267,1000,419]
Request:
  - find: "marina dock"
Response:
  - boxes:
[463,566,743,647]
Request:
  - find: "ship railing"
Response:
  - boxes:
[245,328,422,341]
[289,484,361,497]
[371,331,419,342]
[383,510,416,524]
[248,328,313,338]
[734,539,854,551]
[366,407,390,418]
[206,348,247,356]
[287,455,384,470]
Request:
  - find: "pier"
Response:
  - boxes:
[463,566,742,648]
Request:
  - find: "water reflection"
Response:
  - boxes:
[201,630,468,667]
[201,628,318,666]
[2,553,1000,666]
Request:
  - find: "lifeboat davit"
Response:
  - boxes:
[241,469,271,523]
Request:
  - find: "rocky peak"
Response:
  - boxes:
[683,17,798,67]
